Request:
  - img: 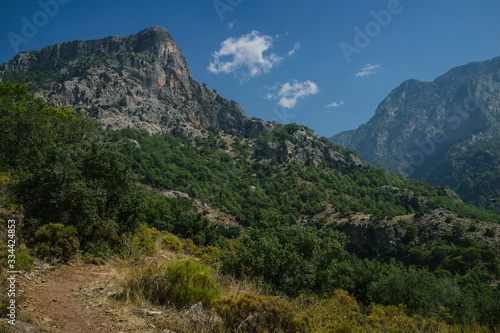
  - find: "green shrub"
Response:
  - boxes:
[299,290,360,331]
[367,263,461,316]
[34,223,79,262]
[182,238,221,264]
[452,222,465,238]
[484,228,495,238]
[161,233,183,253]
[468,224,478,232]
[81,252,95,264]
[134,259,220,309]
[130,224,160,256]
[213,293,308,332]
[164,259,220,308]
[404,225,418,243]
[15,247,34,272]
[83,221,122,256]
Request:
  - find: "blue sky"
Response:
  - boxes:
[1,0,500,137]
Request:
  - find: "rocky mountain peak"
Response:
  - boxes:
[330,54,500,213]
[1,26,271,137]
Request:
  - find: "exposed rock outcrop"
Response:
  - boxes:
[0,26,268,138]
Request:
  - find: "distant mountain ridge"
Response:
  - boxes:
[0,26,270,138]
[331,56,500,212]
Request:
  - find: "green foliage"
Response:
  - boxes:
[161,233,183,253]
[468,223,478,232]
[119,188,224,247]
[254,123,312,146]
[0,82,134,247]
[221,212,355,296]
[451,222,465,238]
[108,126,500,227]
[404,238,499,276]
[367,262,461,316]
[404,225,418,243]
[123,259,220,309]
[484,228,495,238]
[34,223,79,262]
[164,259,220,308]
[14,247,35,272]
[0,69,65,92]
[130,224,161,256]
[213,293,307,332]
[222,217,500,325]
[0,172,16,206]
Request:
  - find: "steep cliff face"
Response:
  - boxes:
[330,56,500,212]
[0,26,270,137]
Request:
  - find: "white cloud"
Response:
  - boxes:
[355,64,380,77]
[326,101,344,108]
[266,80,319,108]
[208,31,283,80]
[287,42,301,56]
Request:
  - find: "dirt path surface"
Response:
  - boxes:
[15,263,121,333]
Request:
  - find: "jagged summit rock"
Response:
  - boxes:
[0,26,270,137]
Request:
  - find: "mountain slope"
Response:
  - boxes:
[330,56,500,213]
[0,26,269,138]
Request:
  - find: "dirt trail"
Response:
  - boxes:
[15,263,121,333]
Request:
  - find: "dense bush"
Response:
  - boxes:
[161,233,184,253]
[367,263,461,316]
[13,247,35,272]
[34,223,80,262]
[221,212,355,296]
[299,290,361,331]
[119,258,220,309]
[130,224,161,256]
[164,260,220,308]
[0,83,134,246]
[213,293,308,332]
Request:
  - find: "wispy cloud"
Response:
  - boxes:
[208,30,282,81]
[266,80,319,108]
[326,101,344,108]
[227,21,237,29]
[355,64,380,77]
[287,42,301,56]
